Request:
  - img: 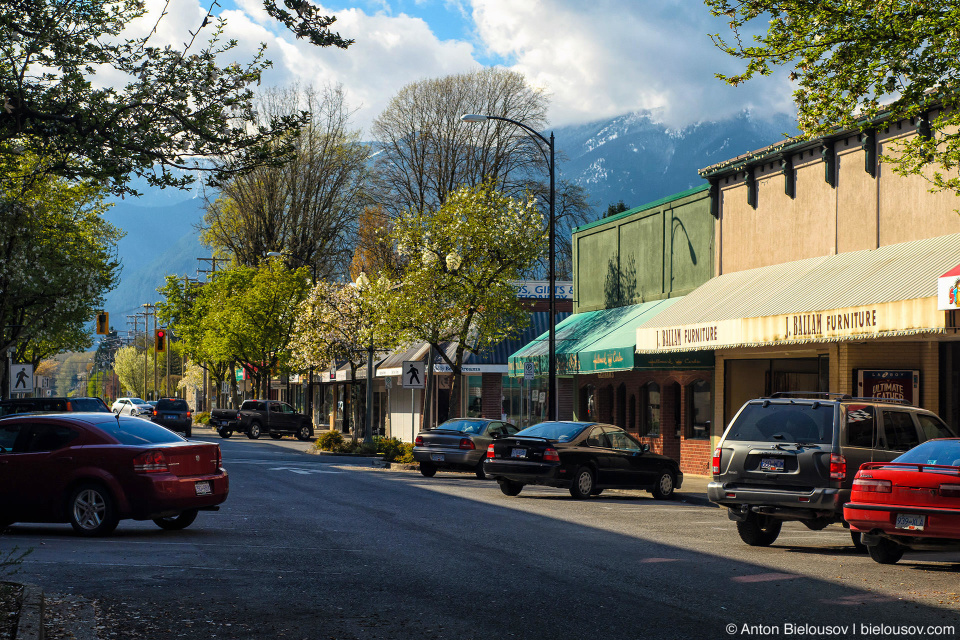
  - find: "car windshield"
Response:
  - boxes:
[95,419,184,445]
[436,419,487,435]
[514,422,590,443]
[726,402,834,444]
[156,399,188,411]
[894,440,960,466]
[70,398,110,412]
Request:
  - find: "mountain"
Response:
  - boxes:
[99,109,798,332]
[555,110,797,212]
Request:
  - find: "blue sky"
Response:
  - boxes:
[137,0,794,133]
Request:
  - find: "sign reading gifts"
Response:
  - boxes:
[637,299,940,352]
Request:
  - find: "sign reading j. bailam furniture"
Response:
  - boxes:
[637,298,942,353]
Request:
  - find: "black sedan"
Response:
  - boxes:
[483,421,683,499]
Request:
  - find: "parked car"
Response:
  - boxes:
[150,397,193,437]
[413,418,519,479]
[234,400,313,441]
[0,413,228,536]
[210,407,241,438]
[483,421,683,499]
[111,397,153,417]
[0,397,110,416]
[708,393,956,549]
[844,438,960,564]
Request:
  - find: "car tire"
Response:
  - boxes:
[499,480,523,496]
[218,427,232,439]
[270,433,283,440]
[475,460,488,480]
[184,425,192,438]
[153,509,199,531]
[569,467,595,499]
[651,470,676,500]
[296,425,312,442]
[419,462,438,477]
[736,514,782,546]
[67,484,119,537]
[867,538,904,565]
[850,530,868,553]
[590,488,604,496]
[247,422,262,439]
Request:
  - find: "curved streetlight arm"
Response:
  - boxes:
[460,113,559,422]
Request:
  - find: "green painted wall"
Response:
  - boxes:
[573,185,714,313]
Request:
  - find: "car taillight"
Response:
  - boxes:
[133,450,168,473]
[853,478,892,493]
[939,484,960,498]
[459,438,475,450]
[829,453,846,481]
[415,436,424,447]
[215,446,222,469]
[486,443,495,458]
[152,410,158,416]
[187,411,192,418]
[236,412,242,421]
[712,447,722,475]
[543,447,560,462]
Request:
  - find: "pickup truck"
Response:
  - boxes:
[223,399,314,441]
[209,407,241,438]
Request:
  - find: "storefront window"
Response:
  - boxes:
[466,375,482,417]
[687,379,711,439]
[641,382,660,437]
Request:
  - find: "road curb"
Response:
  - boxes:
[17,584,43,640]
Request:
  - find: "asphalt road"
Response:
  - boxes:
[4,431,960,640]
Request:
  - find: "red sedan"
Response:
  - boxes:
[0,413,228,536]
[844,438,960,564]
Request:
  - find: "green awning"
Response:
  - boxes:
[508,298,684,376]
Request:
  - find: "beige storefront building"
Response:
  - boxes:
[636,107,960,442]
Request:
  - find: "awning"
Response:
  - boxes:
[508,299,685,376]
[636,233,960,353]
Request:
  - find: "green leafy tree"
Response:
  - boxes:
[0,154,121,396]
[165,261,310,399]
[383,182,545,420]
[706,0,960,194]
[0,0,352,196]
[290,275,394,440]
[114,346,147,399]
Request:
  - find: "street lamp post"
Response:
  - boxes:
[460,114,557,421]
[355,272,375,445]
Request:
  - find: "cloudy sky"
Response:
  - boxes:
[132,0,796,133]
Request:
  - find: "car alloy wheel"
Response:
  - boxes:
[68,484,118,536]
[297,425,312,441]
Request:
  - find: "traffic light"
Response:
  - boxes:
[95,311,109,335]
[155,328,166,352]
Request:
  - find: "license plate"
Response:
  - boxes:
[511,448,527,458]
[165,414,177,420]
[195,481,212,496]
[760,457,785,472]
[430,454,445,462]
[895,513,925,531]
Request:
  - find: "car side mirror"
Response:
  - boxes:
[642,444,650,453]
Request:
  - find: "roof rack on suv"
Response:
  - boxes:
[767,392,852,400]
[843,396,913,406]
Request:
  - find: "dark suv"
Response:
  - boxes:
[150,397,193,437]
[0,397,110,416]
[708,393,956,549]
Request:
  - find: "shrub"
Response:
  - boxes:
[194,411,210,425]
[315,430,345,452]
[378,437,414,463]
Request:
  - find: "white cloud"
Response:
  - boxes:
[469,0,795,128]
[107,0,795,134]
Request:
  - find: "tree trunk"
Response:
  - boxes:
[423,345,434,429]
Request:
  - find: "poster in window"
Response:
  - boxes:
[855,369,920,406]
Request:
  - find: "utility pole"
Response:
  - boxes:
[143,303,156,400]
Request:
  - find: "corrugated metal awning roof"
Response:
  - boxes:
[640,233,960,329]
